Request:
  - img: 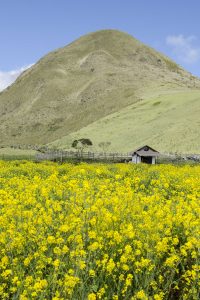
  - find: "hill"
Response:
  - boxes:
[51,90,200,153]
[0,29,200,152]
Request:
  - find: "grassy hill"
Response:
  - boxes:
[0,29,200,152]
[50,90,200,153]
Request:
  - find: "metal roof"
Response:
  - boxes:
[134,150,159,157]
[131,145,159,157]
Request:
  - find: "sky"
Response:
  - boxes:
[1,0,200,90]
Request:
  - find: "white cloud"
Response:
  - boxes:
[166,34,200,64]
[0,64,33,92]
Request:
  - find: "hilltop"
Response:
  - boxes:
[0,29,200,152]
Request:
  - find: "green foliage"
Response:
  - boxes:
[72,138,93,150]
[153,101,161,106]
[98,141,111,152]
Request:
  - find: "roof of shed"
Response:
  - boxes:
[131,145,159,157]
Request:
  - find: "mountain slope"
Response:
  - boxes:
[0,29,200,151]
[50,90,200,153]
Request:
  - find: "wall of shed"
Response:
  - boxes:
[132,155,141,164]
[132,155,156,164]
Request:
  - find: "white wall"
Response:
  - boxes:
[132,155,156,164]
[132,155,137,163]
[132,155,141,164]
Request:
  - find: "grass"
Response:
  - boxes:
[0,148,37,161]
[50,90,200,154]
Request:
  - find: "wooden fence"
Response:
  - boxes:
[35,150,200,164]
[35,150,132,162]
[1,144,200,163]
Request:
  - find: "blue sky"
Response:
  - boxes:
[1,0,200,90]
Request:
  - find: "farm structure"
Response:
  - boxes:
[131,145,159,164]
[35,146,159,164]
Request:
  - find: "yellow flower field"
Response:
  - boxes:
[0,161,199,299]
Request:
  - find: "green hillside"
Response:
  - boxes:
[50,90,200,153]
[0,29,200,152]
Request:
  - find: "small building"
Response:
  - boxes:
[131,145,159,164]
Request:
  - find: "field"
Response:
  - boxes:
[0,148,36,161]
[0,161,199,299]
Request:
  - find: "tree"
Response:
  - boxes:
[72,138,93,152]
[98,141,111,153]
